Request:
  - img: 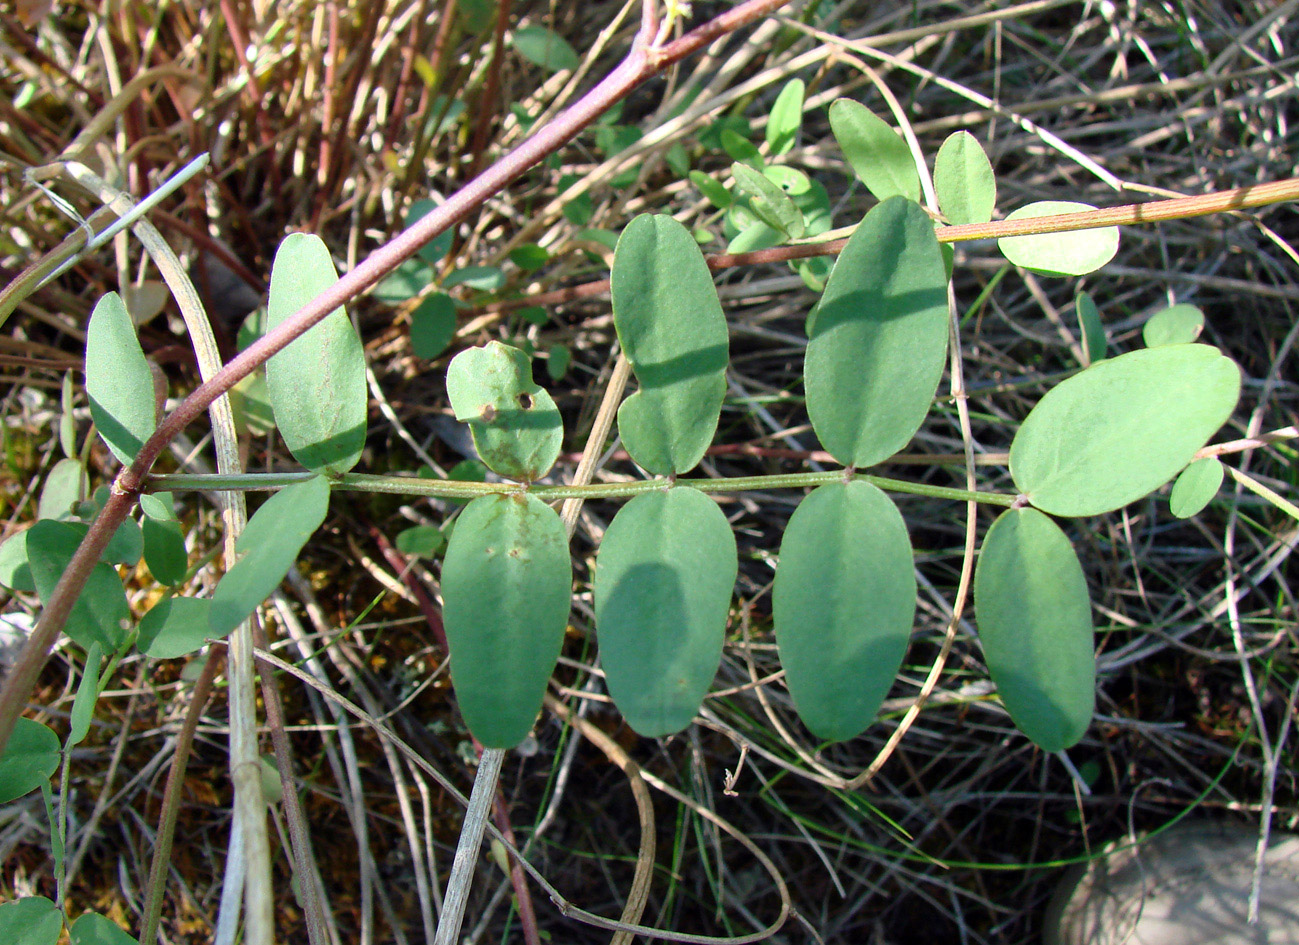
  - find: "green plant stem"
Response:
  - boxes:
[145,469,1018,506]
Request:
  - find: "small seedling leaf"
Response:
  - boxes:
[375,258,432,304]
[725,221,784,254]
[0,719,60,804]
[410,293,457,359]
[934,131,995,225]
[27,520,130,651]
[266,233,368,475]
[442,265,504,291]
[546,343,571,382]
[612,214,729,476]
[139,597,213,659]
[512,25,580,72]
[445,342,562,481]
[773,481,915,742]
[404,199,454,264]
[86,291,157,465]
[0,896,62,945]
[689,170,733,209]
[209,476,330,636]
[828,99,921,203]
[998,201,1119,276]
[731,162,805,239]
[1075,291,1106,365]
[1170,456,1224,518]
[509,244,550,271]
[70,912,139,945]
[1011,344,1241,516]
[441,494,571,748]
[766,78,805,156]
[68,641,102,747]
[805,196,950,467]
[720,128,762,168]
[594,488,737,737]
[395,525,445,558]
[1143,303,1204,347]
[975,508,1094,752]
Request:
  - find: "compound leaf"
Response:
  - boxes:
[975,508,1094,752]
[773,481,915,742]
[1143,303,1204,347]
[612,214,728,476]
[0,718,59,804]
[594,488,737,737]
[27,520,129,651]
[441,494,571,748]
[828,99,920,203]
[1170,456,1224,519]
[934,131,995,225]
[86,291,156,465]
[446,342,562,481]
[997,201,1119,276]
[805,196,949,468]
[1011,344,1241,516]
[209,476,330,636]
[266,233,367,475]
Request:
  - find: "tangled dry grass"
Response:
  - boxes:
[1,1,1297,943]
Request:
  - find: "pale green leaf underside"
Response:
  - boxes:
[266,233,368,475]
[594,488,737,738]
[1011,344,1241,516]
[86,291,156,465]
[1143,303,1204,347]
[828,99,921,203]
[975,508,1094,752]
[209,476,330,636]
[612,214,729,476]
[441,494,571,748]
[805,196,950,468]
[997,201,1119,276]
[445,341,562,481]
[1170,456,1224,518]
[933,131,995,226]
[773,481,916,743]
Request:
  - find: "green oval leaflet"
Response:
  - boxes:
[511,25,580,72]
[975,508,1094,752]
[933,130,996,226]
[611,214,729,476]
[208,475,331,637]
[85,291,157,466]
[265,233,368,475]
[139,597,213,659]
[26,519,130,651]
[0,896,63,945]
[689,170,733,209]
[1170,456,1224,518]
[805,196,950,468]
[409,292,458,360]
[0,718,60,804]
[731,162,805,239]
[594,487,737,737]
[1143,303,1204,347]
[1075,291,1107,365]
[37,456,87,520]
[441,493,572,748]
[828,99,921,203]
[445,341,562,482]
[766,78,805,156]
[773,481,916,742]
[1011,344,1241,516]
[70,911,139,945]
[997,201,1119,276]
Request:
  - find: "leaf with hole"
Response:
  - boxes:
[208,475,330,636]
[805,196,950,468]
[1011,344,1241,516]
[445,341,562,481]
[441,493,571,748]
[0,896,62,945]
[612,214,729,476]
[998,202,1119,276]
[975,508,1094,752]
[86,291,157,465]
[1170,456,1224,518]
[934,131,995,225]
[828,99,920,203]
[773,481,915,742]
[511,25,579,72]
[139,597,212,659]
[766,78,805,156]
[1075,291,1106,365]
[1143,303,1204,347]
[595,487,737,737]
[409,293,457,359]
[731,162,805,239]
[266,233,368,475]
[0,719,59,804]
[26,520,130,651]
